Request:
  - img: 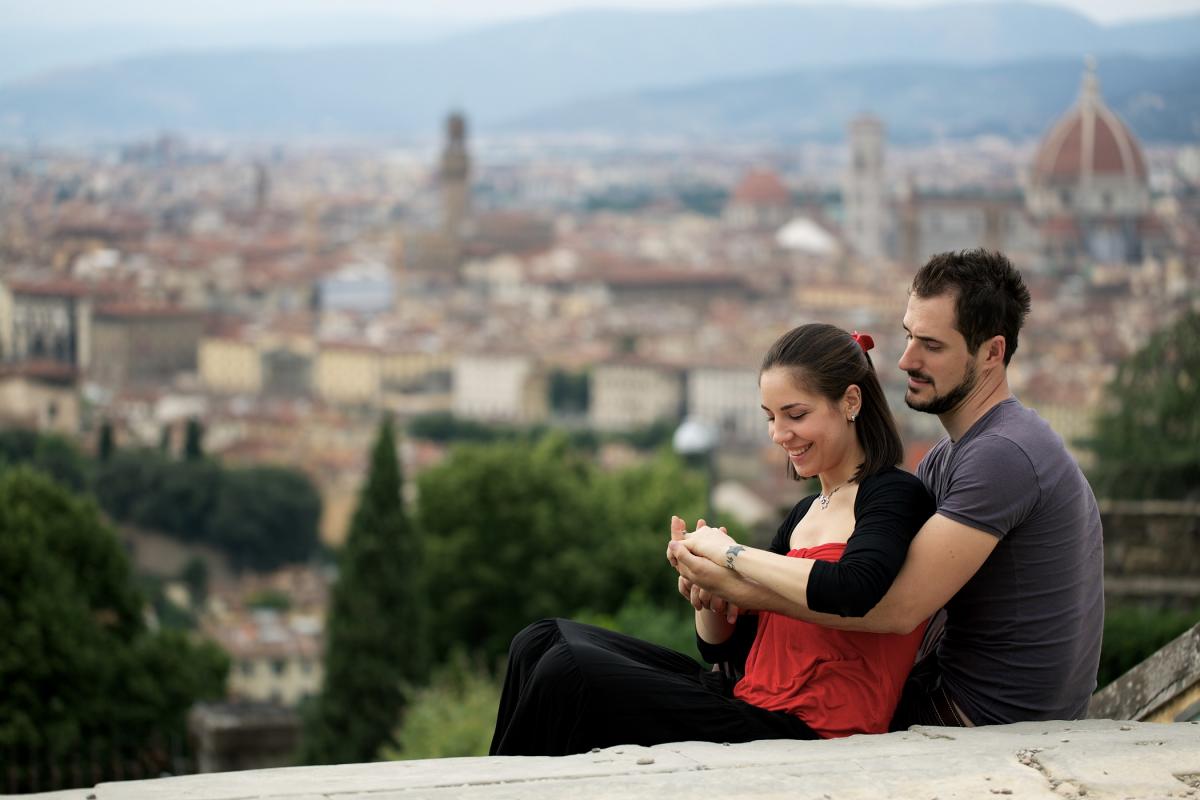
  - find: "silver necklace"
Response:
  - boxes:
[817,480,852,510]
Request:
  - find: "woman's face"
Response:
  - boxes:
[759,366,858,479]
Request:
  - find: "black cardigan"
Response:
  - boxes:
[697,466,933,665]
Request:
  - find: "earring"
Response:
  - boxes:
[849,413,857,422]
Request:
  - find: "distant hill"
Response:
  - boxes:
[514,56,1200,143]
[0,2,1197,143]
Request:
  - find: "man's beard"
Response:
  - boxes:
[905,359,978,416]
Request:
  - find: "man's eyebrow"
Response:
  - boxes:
[902,322,943,345]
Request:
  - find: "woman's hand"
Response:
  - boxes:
[669,516,739,623]
[680,523,737,566]
[680,575,740,624]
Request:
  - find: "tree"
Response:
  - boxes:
[209,466,321,571]
[1088,310,1200,500]
[416,434,707,665]
[301,415,426,764]
[183,417,204,461]
[0,469,227,789]
[0,429,89,491]
[97,419,115,462]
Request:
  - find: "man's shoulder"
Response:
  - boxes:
[973,399,1072,468]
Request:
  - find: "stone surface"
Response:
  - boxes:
[24,719,1194,800]
[1089,622,1200,721]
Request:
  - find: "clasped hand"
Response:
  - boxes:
[667,515,740,624]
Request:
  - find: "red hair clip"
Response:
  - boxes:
[851,331,875,353]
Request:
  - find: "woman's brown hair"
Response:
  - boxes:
[760,323,904,482]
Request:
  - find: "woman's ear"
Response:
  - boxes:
[844,384,862,420]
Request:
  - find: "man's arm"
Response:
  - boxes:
[671,512,999,634]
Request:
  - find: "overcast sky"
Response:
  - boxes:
[4,0,1200,27]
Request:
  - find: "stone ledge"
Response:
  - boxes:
[30,719,1200,800]
[1089,622,1200,722]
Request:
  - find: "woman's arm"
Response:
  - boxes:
[678,525,817,609]
[678,472,934,619]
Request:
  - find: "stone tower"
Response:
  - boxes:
[440,111,471,239]
[843,115,887,263]
[254,162,270,216]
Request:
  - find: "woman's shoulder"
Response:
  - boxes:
[853,466,936,532]
[856,466,932,504]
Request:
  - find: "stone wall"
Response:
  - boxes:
[1100,500,1200,609]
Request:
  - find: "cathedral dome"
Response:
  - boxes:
[730,169,791,208]
[1026,60,1150,221]
[1031,62,1147,187]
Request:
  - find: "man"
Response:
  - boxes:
[672,248,1104,727]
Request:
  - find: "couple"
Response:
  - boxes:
[491,249,1104,755]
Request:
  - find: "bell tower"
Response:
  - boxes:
[440,111,471,240]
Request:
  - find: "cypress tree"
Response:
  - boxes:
[300,415,426,764]
[97,420,115,462]
[183,417,204,461]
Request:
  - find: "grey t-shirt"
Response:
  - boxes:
[917,397,1104,724]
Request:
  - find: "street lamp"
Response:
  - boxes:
[673,416,719,525]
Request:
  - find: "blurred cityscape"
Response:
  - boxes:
[1,1,1199,780]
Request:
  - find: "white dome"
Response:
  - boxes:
[775,216,840,256]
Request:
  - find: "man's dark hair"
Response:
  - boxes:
[911,249,1032,365]
[760,323,903,482]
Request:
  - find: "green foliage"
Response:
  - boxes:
[93,447,169,521]
[407,412,509,444]
[584,185,655,213]
[0,469,227,771]
[4,430,323,573]
[183,417,205,461]
[417,435,706,665]
[180,556,209,606]
[1088,310,1200,500]
[301,416,426,765]
[548,368,589,414]
[675,183,729,217]
[209,466,321,571]
[0,428,90,491]
[1098,605,1200,688]
[576,594,699,659]
[385,652,501,760]
[136,573,197,630]
[132,458,223,542]
[92,448,320,572]
[407,411,672,455]
[97,419,115,462]
[246,588,291,611]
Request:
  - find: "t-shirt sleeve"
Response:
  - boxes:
[935,434,1040,539]
[806,471,935,617]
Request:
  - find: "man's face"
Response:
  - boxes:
[898,292,979,416]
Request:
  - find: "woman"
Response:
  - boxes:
[490,324,933,756]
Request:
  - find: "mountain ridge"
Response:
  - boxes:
[1,3,1197,144]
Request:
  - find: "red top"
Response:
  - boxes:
[733,542,927,738]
